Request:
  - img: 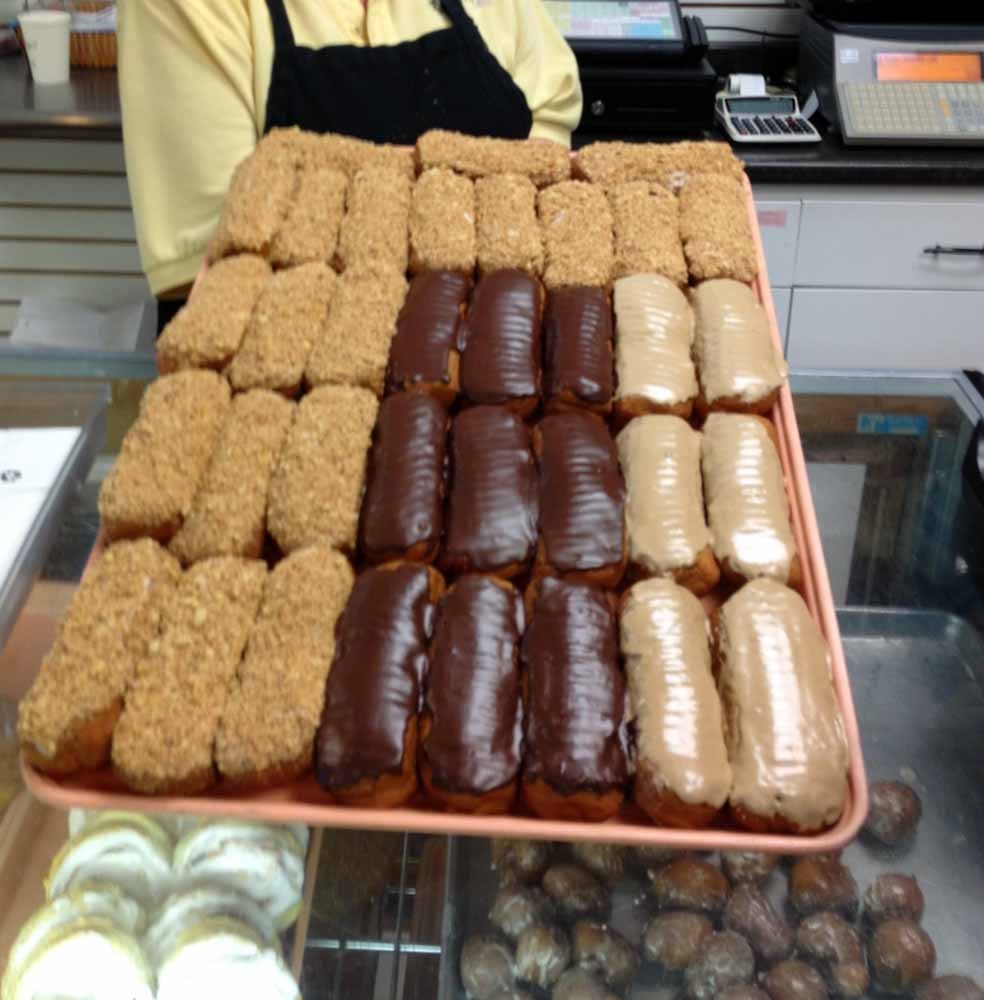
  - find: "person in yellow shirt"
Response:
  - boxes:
[118,0,582,305]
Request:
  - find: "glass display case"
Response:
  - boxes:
[1,367,982,998]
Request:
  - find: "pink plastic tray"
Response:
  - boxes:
[22,176,868,852]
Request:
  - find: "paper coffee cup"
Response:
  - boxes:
[19,10,71,85]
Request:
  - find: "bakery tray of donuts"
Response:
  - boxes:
[18,129,866,850]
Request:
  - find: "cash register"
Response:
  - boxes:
[542,0,718,138]
[800,0,984,145]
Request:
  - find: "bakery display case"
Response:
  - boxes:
[1,364,982,997]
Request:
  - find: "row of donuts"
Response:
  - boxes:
[314,563,848,834]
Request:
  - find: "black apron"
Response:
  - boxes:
[263,0,533,144]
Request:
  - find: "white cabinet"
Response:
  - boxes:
[754,183,984,370]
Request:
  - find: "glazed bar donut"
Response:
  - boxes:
[613,274,697,426]
[386,269,471,405]
[315,562,445,808]
[616,415,719,596]
[420,575,524,814]
[359,392,448,565]
[692,279,788,416]
[716,579,849,833]
[442,406,538,579]
[98,370,231,543]
[533,411,626,589]
[542,286,614,416]
[620,578,731,828]
[521,577,627,822]
[701,413,802,590]
[157,254,271,374]
[457,269,543,417]
[409,168,477,274]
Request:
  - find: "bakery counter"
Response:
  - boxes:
[1,368,983,997]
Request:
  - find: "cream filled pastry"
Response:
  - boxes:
[155,917,300,1000]
[701,413,798,586]
[616,415,717,595]
[621,579,731,827]
[613,274,697,422]
[4,917,153,1000]
[717,579,849,833]
[691,279,787,410]
[171,822,305,930]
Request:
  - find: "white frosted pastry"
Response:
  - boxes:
[2,885,144,1000]
[46,818,173,907]
[6,917,153,1000]
[172,822,305,930]
[144,887,278,970]
[155,917,300,1000]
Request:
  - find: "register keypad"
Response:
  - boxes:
[840,82,984,138]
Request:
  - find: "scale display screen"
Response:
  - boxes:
[726,97,796,115]
[543,1,682,40]
[875,51,982,83]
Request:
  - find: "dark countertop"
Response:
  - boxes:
[2,52,983,184]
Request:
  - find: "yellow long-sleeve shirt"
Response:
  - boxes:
[118,0,582,295]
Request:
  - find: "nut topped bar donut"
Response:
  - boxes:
[315,562,445,807]
[679,174,758,284]
[620,579,731,828]
[18,539,180,776]
[717,579,849,833]
[112,556,268,795]
[538,181,615,289]
[386,270,471,405]
[692,279,788,416]
[334,166,412,274]
[421,575,524,813]
[269,166,347,269]
[416,129,570,187]
[701,413,802,590]
[609,181,687,286]
[475,174,544,275]
[99,370,231,543]
[157,254,271,374]
[227,261,337,397]
[457,269,543,416]
[533,411,626,588]
[521,577,627,822]
[616,415,718,596]
[409,168,477,274]
[442,406,538,580]
[267,385,378,555]
[359,392,448,565]
[269,127,415,178]
[613,274,697,425]
[574,140,743,190]
[542,286,614,415]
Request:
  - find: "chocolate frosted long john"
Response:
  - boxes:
[456,269,542,416]
[521,577,627,822]
[534,411,626,588]
[542,286,613,415]
[315,562,443,808]
[421,575,524,813]
[442,406,538,579]
[359,392,448,564]
[386,270,471,404]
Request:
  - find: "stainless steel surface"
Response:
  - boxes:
[839,607,984,977]
[0,54,120,134]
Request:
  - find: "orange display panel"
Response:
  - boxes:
[875,51,982,83]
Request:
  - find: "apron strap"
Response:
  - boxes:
[265,0,296,48]
[438,0,481,42]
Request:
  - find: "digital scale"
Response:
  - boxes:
[543,0,718,138]
[800,3,984,145]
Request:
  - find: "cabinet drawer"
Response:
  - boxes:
[786,288,984,370]
[755,201,800,287]
[795,199,984,290]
